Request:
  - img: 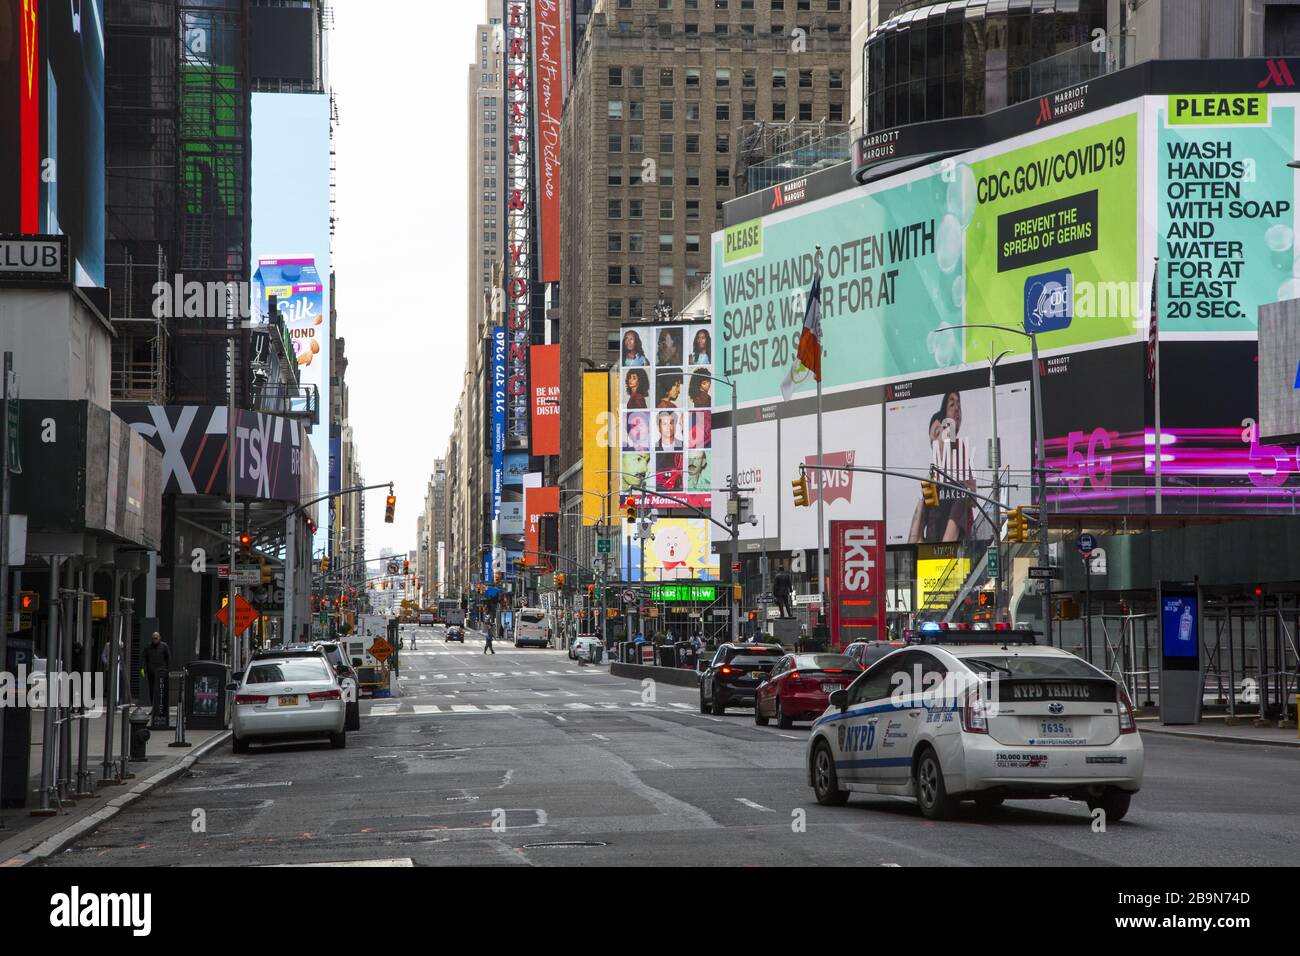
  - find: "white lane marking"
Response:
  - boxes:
[650,758,673,768]
[735,798,775,812]
[778,734,800,740]
[485,704,517,711]
[411,704,444,714]
[549,712,567,722]
[450,704,480,712]
[882,863,902,868]
[668,702,691,709]
[174,781,293,793]
[591,733,610,741]
[263,858,415,868]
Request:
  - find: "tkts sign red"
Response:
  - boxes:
[829,520,885,648]
[803,450,856,505]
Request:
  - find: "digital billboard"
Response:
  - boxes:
[532,0,567,284]
[582,368,618,526]
[530,343,560,456]
[251,91,332,548]
[504,0,533,445]
[622,516,719,582]
[0,0,105,286]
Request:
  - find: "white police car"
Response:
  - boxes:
[806,630,1143,821]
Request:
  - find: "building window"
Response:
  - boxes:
[716,68,731,87]
[629,99,644,120]
[742,100,756,122]
[660,133,674,153]
[686,102,701,120]
[608,233,623,252]
[629,134,644,153]
[799,69,813,89]
[659,266,674,287]
[629,198,644,219]
[629,296,643,317]
[829,68,844,90]
[608,265,622,284]
[660,166,675,185]
[608,199,622,218]
[609,67,623,86]
[717,134,729,153]
[630,66,643,86]
[609,134,623,152]
[772,101,786,121]
[743,69,756,89]
[629,234,645,253]
[660,68,674,86]
[772,68,786,88]
[629,265,643,285]
[716,102,730,121]
[686,166,700,186]
[686,67,701,87]
[609,169,624,186]
[799,101,813,121]
[660,199,675,219]
[608,100,624,119]
[686,134,700,153]
[686,199,700,217]
[660,101,674,120]
[686,233,701,253]
[659,233,674,252]
[608,300,623,320]
[829,101,843,122]
[716,167,730,187]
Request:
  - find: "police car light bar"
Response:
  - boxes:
[918,628,1039,646]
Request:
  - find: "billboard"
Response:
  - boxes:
[530,343,560,455]
[619,323,714,512]
[532,0,567,283]
[829,520,885,647]
[884,376,1032,544]
[504,0,533,445]
[492,326,507,517]
[0,0,105,286]
[622,516,719,582]
[524,485,559,567]
[251,91,331,547]
[582,368,618,525]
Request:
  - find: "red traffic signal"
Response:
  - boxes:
[239,532,252,550]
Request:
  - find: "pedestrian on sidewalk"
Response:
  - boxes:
[484,627,496,655]
[142,631,171,706]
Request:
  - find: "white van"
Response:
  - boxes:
[514,608,551,648]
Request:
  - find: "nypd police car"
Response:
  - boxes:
[806,630,1143,821]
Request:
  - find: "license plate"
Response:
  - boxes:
[1039,720,1073,737]
[821,682,840,693]
[278,695,299,707]
[751,670,765,679]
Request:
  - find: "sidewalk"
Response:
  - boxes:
[0,707,230,867]
[1137,714,1300,749]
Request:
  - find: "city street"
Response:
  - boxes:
[40,627,1300,868]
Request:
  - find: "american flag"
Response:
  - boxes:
[1147,257,1159,383]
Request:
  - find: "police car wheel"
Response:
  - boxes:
[232,735,250,755]
[915,748,959,820]
[1087,789,1132,822]
[812,742,848,806]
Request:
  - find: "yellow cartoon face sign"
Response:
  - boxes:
[632,517,719,582]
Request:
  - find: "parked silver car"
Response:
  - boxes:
[230,653,346,753]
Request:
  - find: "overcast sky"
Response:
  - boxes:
[330,1,484,559]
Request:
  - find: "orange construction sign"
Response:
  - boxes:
[368,638,395,663]
[216,594,260,636]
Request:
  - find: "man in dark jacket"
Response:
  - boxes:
[142,631,171,705]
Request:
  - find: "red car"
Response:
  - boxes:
[754,653,861,728]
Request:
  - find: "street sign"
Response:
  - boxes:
[216,594,260,635]
[597,538,611,554]
[622,589,638,605]
[1028,566,1061,580]
[731,562,741,573]
[368,637,395,663]
[5,391,19,474]
[986,547,1000,577]
[1076,533,1096,555]
[387,561,399,575]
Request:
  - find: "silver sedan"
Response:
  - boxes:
[231,655,347,753]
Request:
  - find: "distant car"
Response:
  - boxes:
[755,653,861,728]
[698,643,786,715]
[572,635,603,664]
[843,639,907,670]
[445,625,465,643]
[514,608,551,648]
[230,652,347,753]
[806,633,1143,820]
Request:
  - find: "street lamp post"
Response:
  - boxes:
[685,371,741,644]
[936,323,1052,643]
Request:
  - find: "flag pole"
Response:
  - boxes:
[1151,257,1162,516]
[813,247,827,647]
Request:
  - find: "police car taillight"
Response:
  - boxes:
[961,687,990,734]
[1117,687,1137,734]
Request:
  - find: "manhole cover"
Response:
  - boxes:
[521,841,608,849]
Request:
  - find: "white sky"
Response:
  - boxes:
[330,1,484,559]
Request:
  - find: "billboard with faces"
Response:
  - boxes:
[619,324,714,515]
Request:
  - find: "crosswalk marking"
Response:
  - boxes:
[364,700,658,717]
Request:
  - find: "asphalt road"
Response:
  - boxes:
[42,626,1300,867]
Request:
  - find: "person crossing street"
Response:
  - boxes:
[484,625,495,654]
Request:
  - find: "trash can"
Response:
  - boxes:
[656,644,678,668]
[129,710,152,762]
[676,643,697,670]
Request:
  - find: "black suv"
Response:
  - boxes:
[699,642,786,715]
[313,641,361,731]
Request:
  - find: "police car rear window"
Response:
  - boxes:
[962,655,1103,679]
[728,651,782,664]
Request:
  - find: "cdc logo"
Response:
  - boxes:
[1023,268,1073,334]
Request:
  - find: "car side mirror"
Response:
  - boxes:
[829,689,848,711]
[226,681,239,691]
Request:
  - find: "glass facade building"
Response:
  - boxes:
[863,0,1107,133]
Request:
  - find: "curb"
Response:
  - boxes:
[1138,723,1300,749]
[0,730,232,867]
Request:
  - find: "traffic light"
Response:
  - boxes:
[239,531,252,557]
[732,582,742,602]
[791,474,810,508]
[921,480,940,508]
[385,493,396,523]
[587,583,595,595]
[18,590,39,628]
[319,555,330,573]
[1006,507,1028,542]
[626,500,637,522]
[403,559,410,575]
[259,560,272,585]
